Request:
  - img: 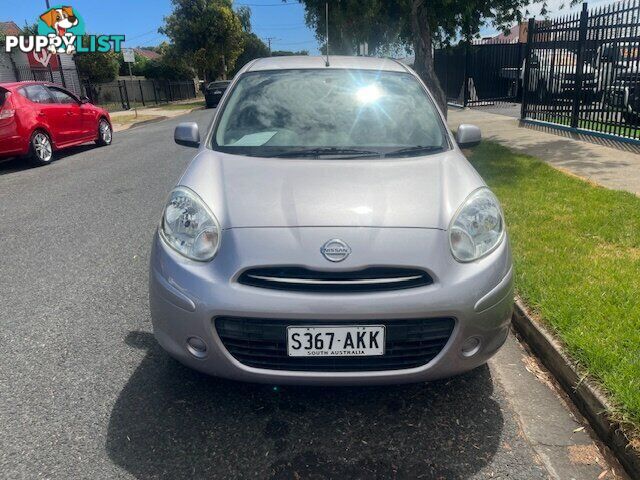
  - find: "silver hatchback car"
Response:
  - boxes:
[149,56,513,385]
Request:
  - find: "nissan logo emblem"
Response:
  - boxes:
[320,239,351,262]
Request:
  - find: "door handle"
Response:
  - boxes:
[37,112,46,117]
[66,112,74,116]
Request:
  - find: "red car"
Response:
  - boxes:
[0,81,112,166]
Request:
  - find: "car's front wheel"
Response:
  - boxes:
[96,118,112,146]
[27,130,53,166]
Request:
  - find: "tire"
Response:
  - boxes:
[96,118,112,146]
[622,111,640,127]
[27,130,53,167]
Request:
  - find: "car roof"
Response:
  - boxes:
[246,55,409,73]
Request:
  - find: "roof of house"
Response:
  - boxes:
[246,55,409,73]
[0,21,21,36]
[481,24,521,44]
[134,48,161,60]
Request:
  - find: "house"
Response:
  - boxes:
[0,20,82,94]
[134,48,161,61]
[479,22,529,45]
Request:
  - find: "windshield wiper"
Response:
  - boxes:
[272,147,382,158]
[385,145,444,157]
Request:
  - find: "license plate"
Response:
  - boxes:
[287,325,385,357]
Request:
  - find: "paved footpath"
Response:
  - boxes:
[448,108,640,196]
[0,109,628,479]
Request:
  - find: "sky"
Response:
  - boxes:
[5,0,320,54]
[5,0,616,54]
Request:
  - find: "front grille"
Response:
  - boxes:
[237,267,433,293]
[215,317,455,372]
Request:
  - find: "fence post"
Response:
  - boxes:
[520,18,536,120]
[571,2,589,129]
[152,80,158,105]
[463,41,470,107]
[82,80,92,103]
[138,80,145,106]
[58,63,66,88]
[120,80,130,110]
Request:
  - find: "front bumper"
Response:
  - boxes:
[149,227,513,385]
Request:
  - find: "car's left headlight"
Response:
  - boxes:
[159,186,221,261]
[449,187,505,262]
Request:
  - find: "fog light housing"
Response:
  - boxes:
[186,336,208,358]
[461,337,481,357]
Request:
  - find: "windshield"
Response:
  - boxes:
[212,69,447,158]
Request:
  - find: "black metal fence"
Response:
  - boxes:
[522,0,640,141]
[81,79,198,111]
[13,65,198,112]
[435,40,525,106]
[435,1,640,143]
[15,65,82,96]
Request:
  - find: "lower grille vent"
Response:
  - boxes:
[215,317,455,372]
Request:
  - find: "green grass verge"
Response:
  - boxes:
[468,141,640,430]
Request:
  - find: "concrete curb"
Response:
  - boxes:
[113,116,168,132]
[511,298,640,478]
[112,106,205,133]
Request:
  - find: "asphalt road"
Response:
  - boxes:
[0,110,597,479]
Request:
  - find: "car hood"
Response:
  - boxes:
[178,149,485,230]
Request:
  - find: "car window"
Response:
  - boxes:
[20,85,55,104]
[48,87,78,104]
[212,69,447,158]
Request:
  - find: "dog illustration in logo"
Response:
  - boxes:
[40,6,79,53]
[40,6,78,35]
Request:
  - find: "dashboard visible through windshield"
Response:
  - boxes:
[211,69,448,158]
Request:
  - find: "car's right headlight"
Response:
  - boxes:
[449,187,505,262]
[159,186,221,262]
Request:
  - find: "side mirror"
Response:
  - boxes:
[175,122,200,148]
[456,124,481,148]
[80,96,90,104]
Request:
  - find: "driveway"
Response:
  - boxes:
[0,110,620,479]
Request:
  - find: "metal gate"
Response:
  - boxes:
[435,40,525,107]
[521,1,640,142]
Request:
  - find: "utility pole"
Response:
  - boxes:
[45,0,50,7]
[264,37,277,56]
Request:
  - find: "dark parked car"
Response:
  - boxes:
[204,81,231,108]
[0,81,112,166]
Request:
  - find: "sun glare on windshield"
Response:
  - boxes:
[356,84,383,104]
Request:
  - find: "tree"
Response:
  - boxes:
[231,32,270,77]
[118,51,150,77]
[75,51,120,83]
[271,50,310,56]
[144,44,196,80]
[298,0,540,114]
[160,0,245,80]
